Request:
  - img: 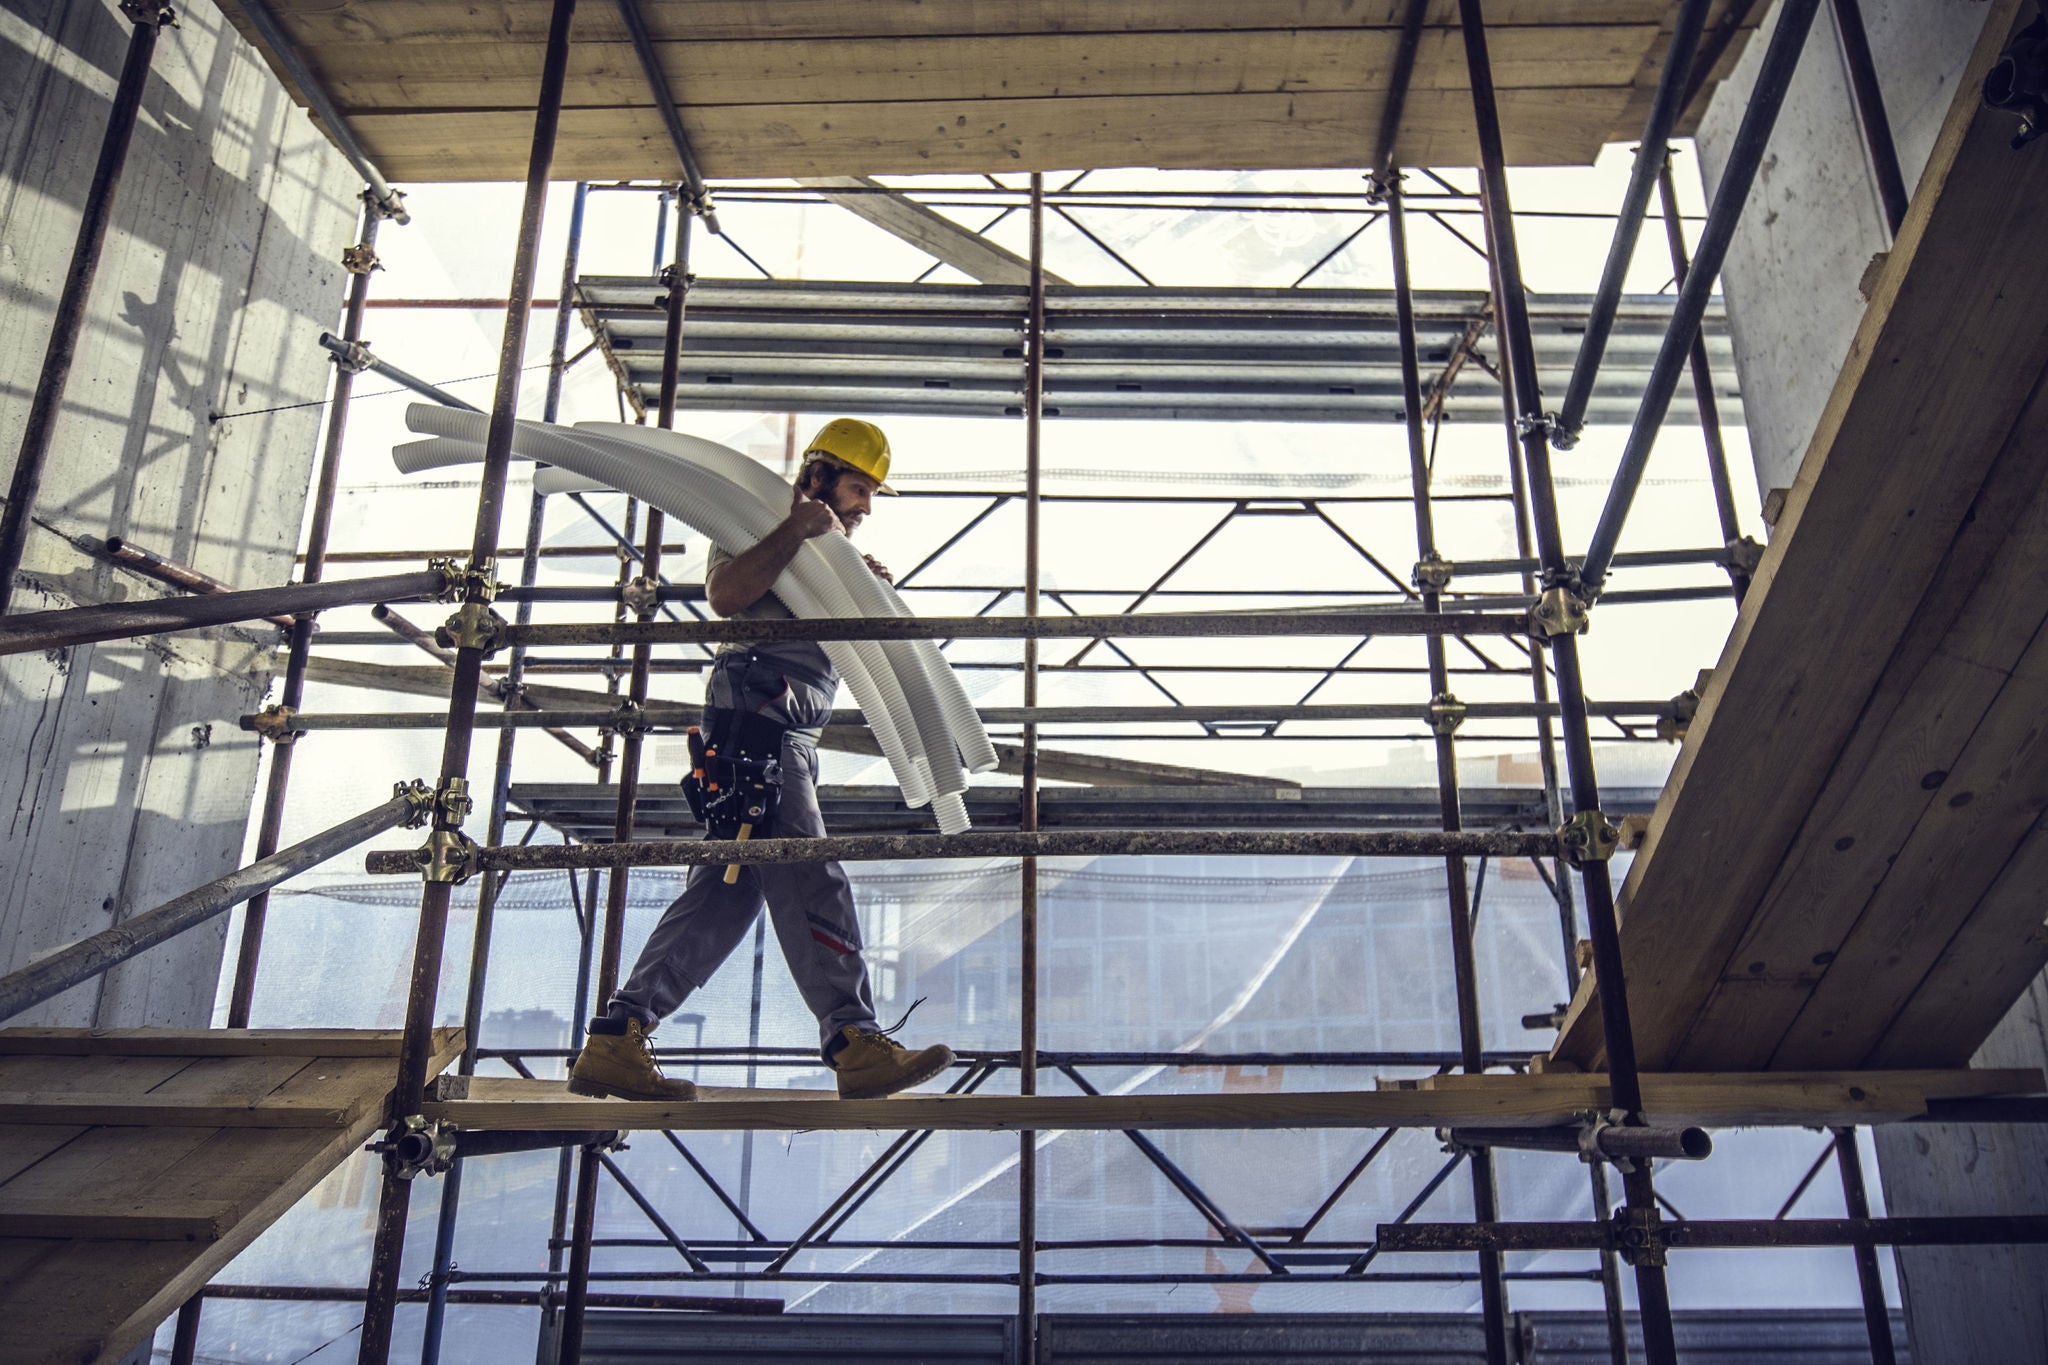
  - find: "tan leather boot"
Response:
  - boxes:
[831,1024,955,1099]
[569,1019,698,1101]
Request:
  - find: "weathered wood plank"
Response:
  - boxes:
[1869,815,2048,1067]
[0,1126,87,1186]
[313,27,1658,111]
[1552,0,2048,1071]
[420,1070,2042,1133]
[0,1093,359,1128]
[1773,615,2048,1067]
[1670,370,2048,1068]
[0,1198,237,1242]
[238,1,1708,47]
[0,1114,386,1365]
[0,1027,453,1057]
[350,86,1633,181]
[0,1053,196,1095]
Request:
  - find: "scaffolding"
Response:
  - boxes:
[6,2,2048,1365]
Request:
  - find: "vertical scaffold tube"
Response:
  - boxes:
[1453,1,1679,1360]
[0,6,167,614]
[1017,168,1046,1359]
[230,194,384,1028]
[357,2,578,1361]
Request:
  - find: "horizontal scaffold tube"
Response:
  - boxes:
[364,827,1558,876]
[1376,1215,2048,1254]
[506,609,1529,650]
[0,789,421,1021]
[0,568,449,656]
[249,698,1682,734]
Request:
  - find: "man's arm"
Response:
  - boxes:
[706,484,839,616]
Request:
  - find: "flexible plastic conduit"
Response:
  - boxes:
[394,407,990,831]
[530,421,969,812]
[391,411,936,815]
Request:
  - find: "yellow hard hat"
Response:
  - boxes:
[804,417,895,494]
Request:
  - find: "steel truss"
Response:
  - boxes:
[3,4,2033,1365]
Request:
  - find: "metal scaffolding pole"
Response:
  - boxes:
[1551,0,1713,446]
[1581,0,1822,592]
[560,186,692,1365]
[1653,156,1751,605]
[1018,168,1045,1352]
[1388,176,1508,1365]
[1828,0,1909,236]
[229,191,389,1026]
[418,179,594,1365]
[0,1,173,615]
[1453,2,1680,1360]
[1833,1128,1900,1365]
[357,0,579,1358]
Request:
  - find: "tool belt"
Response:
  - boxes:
[681,706,788,842]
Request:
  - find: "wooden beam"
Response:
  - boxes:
[796,176,1067,287]
[0,1198,237,1242]
[1552,0,2048,1072]
[421,1069,2041,1132]
[241,2,1703,47]
[312,28,1659,111]
[0,1027,460,1058]
[347,86,1635,181]
[0,1093,364,1128]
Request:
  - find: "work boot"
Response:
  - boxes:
[830,1023,955,1099]
[568,1017,698,1101]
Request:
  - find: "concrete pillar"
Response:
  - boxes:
[0,0,357,1025]
[1694,4,2048,1361]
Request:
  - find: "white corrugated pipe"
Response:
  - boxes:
[391,410,936,814]
[392,407,975,829]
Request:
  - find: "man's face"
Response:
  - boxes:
[812,464,880,536]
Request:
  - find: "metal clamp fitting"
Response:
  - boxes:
[250,704,299,743]
[1528,584,1591,640]
[373,1115,455,1180]
[1516,412,1566,445]
[608,699,651,737]
[411,828,481,884]
[1613,1204,1668,1268]
[1579,1109,1633,1172]
[1657,688,1702,744]
[620,576,661,614]
[435,775,474,828]
[1724,535,1765,578]
[1426,692,1466,737]
[430,557,498,604]
[1413,553,1454,593]
[1362,167,1402,205]
[434,602,509,656]
[119,0,177,26]
[340,242,381,276]
[1558,809,1620,867]
[330,338,374,374]
[395,778,436,828]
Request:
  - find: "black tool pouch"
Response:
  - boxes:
[681,708,787,840]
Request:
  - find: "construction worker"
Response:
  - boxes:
[568,418,957,1101]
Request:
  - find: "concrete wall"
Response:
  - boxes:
[1695,4,2048,1362]
[0,0,356,1025]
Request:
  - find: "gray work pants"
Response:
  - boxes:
[610,653,877,1053]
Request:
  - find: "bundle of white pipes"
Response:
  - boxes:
[392,405,997,833]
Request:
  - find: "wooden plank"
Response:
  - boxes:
[143,1054,318,1105]
[1403,1069,2040,1100]
[0,1093,359,1128]
[0,1053,195,1095]
[312,27,1658,111]
[1771,611,2048,1067]
[795,176,1065,287]
[1551,0,2048,1071]
[1868,813,2048,1067]
[0,1111,387,1365]
[240,1,1695,48]
[420,1070,2042,1133]
[0,1198,237,1242]
[0,1127,223,1203]
[1669,371,2048,1068]
[0,1026,455,1057]
[350,86,1634,182]
[0,1127,88,1185]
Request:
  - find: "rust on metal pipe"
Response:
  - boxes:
[100,537,296,627]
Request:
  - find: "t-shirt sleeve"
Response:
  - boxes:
[706,543,733,574]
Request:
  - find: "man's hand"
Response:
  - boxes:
[787,483,843,539]
[863,554,893,584]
